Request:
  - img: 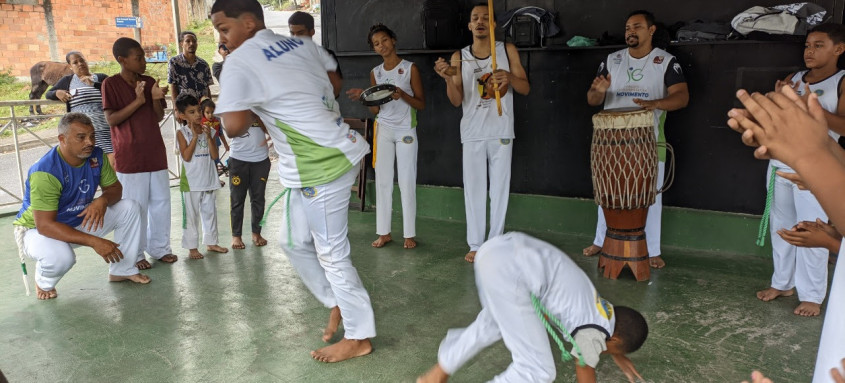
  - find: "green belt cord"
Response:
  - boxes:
[260,188,293,249]
[181,192,187,230]
[530,293,585,367]
[756,166,778,247]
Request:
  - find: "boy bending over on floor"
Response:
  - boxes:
[418,232,648,383]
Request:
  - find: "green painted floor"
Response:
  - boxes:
[0,177,830,382]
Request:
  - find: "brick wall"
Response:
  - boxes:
[0,0,191,78]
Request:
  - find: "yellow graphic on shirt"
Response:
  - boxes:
[476,72,497,100]
[595,291,614,320]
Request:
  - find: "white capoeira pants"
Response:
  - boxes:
[812,242,845,383]
[181,190,219,249]
[117,170,172,261]
[375,125,417,238]
[594,161,665,258]
[769,168,829,304]
[463,139,513,251]
[438,238,555,382]
[20,199,142,291]
[280,168,377,340]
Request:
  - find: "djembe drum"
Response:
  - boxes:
[591,109,658,281]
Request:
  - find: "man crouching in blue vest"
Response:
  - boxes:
[14,112,149,300]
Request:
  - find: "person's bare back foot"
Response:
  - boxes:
[417,364,450,383]
[583,244,601,257]
[756,287,794,302]
[372,234,392,248]
[108,273,151,284]
[650,256,666,269]
[188,249,204,259]
[465,251,477,263]
[158,254,178,263]
[207,245,229,253]
[232,236,246,250]
[794,301,821,317]
[136,259,152,270]
[311,338,372,363]
[36,285,57,300]
[322,306,342,343]
[404,237,417,249]
[252,233,268,247]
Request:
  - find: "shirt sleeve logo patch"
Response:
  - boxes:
[653,56,664,64]
[347,132,358,143]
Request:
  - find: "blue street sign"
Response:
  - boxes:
[115,17,142,28]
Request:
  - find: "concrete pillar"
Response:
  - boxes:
[172,0,182,53]
[42,0,59,62]
[132,0,141,43]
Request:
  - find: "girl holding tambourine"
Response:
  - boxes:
[347,24,425,249]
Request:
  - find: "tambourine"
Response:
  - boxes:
[359,84,397,106]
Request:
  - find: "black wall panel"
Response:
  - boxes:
[327,1,838,214]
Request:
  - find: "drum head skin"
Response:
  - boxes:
[360,84,397,106]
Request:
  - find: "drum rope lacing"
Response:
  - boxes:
[531,293,586,367]
[756,166,778,247]
[591,124,658,209]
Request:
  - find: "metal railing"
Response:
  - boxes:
[0,99,185,208]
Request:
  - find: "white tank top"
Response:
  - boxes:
[373,59,416,130]
[179,126,220,192]
[460,41,514,143]
[229,124,270,163]
[772,69,845,173]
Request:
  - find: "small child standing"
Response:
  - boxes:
[201,99,230,176]
[175,94,228,259]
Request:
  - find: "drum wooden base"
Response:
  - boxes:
[598,207,651,281]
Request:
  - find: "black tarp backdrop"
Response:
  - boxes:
[321,0,842,215]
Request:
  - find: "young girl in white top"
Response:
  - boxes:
[348,24,425,249]
[175,94,228,259]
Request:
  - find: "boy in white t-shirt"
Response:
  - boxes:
[174,94,228,259]
[211,0,375,363]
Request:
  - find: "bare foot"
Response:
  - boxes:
[404,237,417,249]
[136,259,152,270]
[311,338,373,363]
[252,233,268,247]
[794,301,822,317]
[207,245,229,253]
[465,251,477,263]
[649,256,666,269]
[583,244,601,257]
[108,274,151,284]
[188,249,204,259]
[322,306,342,343]
[232,237,246,250]
[372,234,392,248]
[756,287,794,302]
[417,363,450,383]
[36,285,57,300]
[159,254,178,263]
